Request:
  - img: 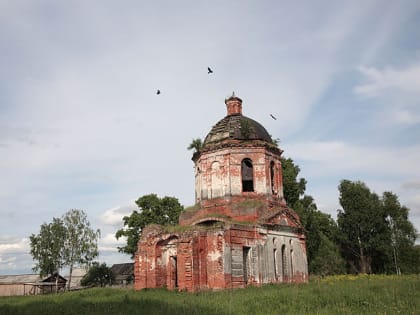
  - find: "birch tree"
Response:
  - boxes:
[29,217,67,277]
[62,209,100,289]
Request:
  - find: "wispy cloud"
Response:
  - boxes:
[285,141,420,177]
[354,63,420,97]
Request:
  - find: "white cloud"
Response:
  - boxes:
[0,237,29,254]
[100,204,137,226]
[353,62,420,127]
[0,237,32,273]
[98,233,126,253]
[0,255,16,265]
[285,141,420,177]
[285,140,420,231]
[390,109,420,126]
[354,63,420,97]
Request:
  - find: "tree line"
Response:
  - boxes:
[281,157,419,275]
[115,158,419,275]
[30,159,419,283]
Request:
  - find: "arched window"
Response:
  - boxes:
[290,249,294,280]
[289,240,294,280]
[281,244,287,281]
[241,158,254,192]
[273,248,278,280]
[270,161,275,194]
[273,238,278,280]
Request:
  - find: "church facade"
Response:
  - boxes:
[134,94,308,291]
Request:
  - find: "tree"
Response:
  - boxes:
[115,194,184,258]
[337,180,388,274]
[310,233,346,276]
[282,157,345,275]
[382,191,419,274]
[187,138,203,153]
[337,180,419,274]
[29,217,67,277]
[62,209,100,289]
[80,263,115,287]
[29,209,100,285]
[294,195,345,275]
[281,157,306,209]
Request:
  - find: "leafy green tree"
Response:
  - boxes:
[115,194,184,258]
[337,180,388,274]
[80,263,115,287]
[282,158,345,275]
[336,180,419,274]
[29,218,67,277]
[295,195,345,275]
[338,181,420,274]
[187,138,203,153]
[62,209,100,289]
[310,233,346,276]
[382,192,419,274]
[29,210,100,284]
[281,157,306,209]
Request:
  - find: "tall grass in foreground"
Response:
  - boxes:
[0,275,418,315]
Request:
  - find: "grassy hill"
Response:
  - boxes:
[0,275,419,315]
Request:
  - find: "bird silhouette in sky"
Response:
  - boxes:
[270,114,277,120]
[207,67,213,74]
[156,89,161,95]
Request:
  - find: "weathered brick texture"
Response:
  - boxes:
[134,95,308,291]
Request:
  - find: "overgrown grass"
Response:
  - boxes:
[0,275,418,315]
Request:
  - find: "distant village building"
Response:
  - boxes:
[110,263,134,286]
[134,94,308,291]
[0,273,66,296]
[65,268,87,289]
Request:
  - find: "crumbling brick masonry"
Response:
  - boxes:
[135,94,308,291]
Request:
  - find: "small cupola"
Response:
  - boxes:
[225,92,242,116]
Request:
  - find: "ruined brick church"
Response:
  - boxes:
[134,94,308,291]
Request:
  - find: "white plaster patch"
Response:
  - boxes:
[208,250,222,262]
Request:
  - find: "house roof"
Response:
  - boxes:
[0,274,42,284]
[110,263,134,276]
[42,273,67,283]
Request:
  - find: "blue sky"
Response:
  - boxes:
[1,0,420,275]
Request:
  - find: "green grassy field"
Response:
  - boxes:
[0,275,418,315]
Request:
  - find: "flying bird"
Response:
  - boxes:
[270,114,277,120]
[156,89,161,95]
[207,67,213,74]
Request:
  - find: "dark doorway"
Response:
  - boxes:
[243,247,251,284]
[170,256,178,288]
